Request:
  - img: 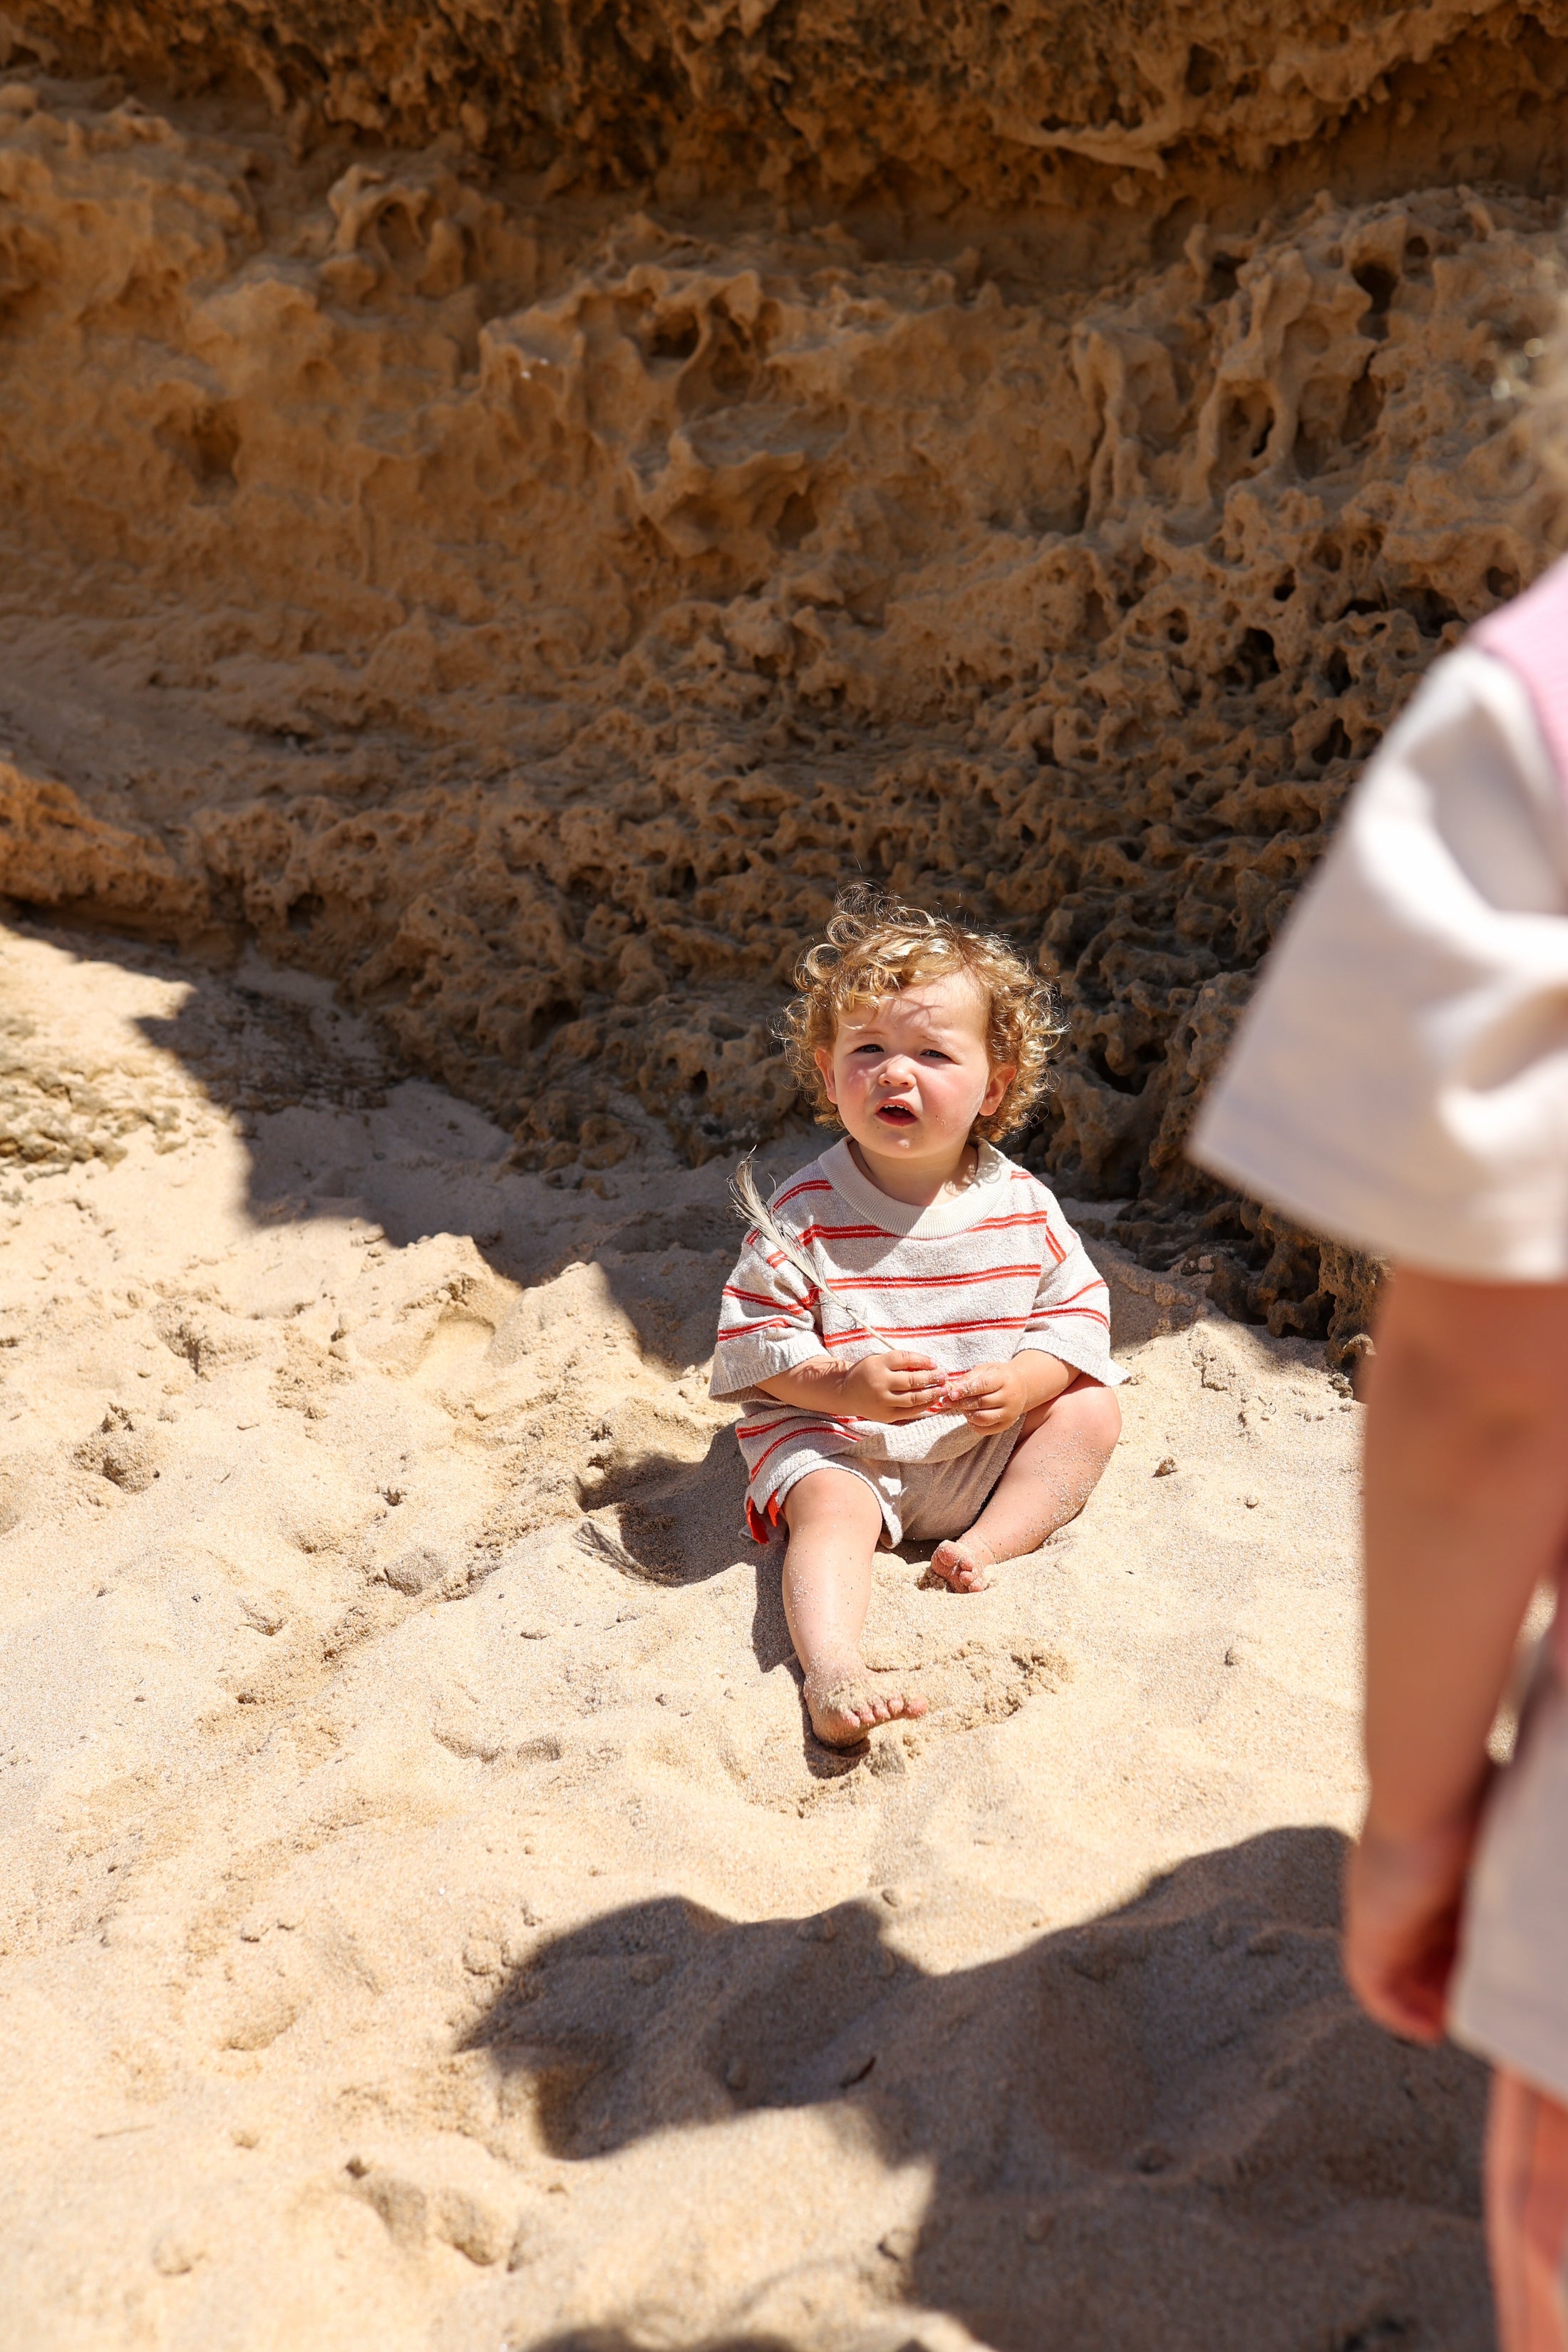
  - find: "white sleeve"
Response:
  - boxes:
[1190,649,1568,1280]
[707,1222,826,1398]
[1016,1211,1126,1386]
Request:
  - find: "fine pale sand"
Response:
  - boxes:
[0,920,1490,2351]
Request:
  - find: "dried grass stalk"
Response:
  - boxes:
[730,1152,892,1353]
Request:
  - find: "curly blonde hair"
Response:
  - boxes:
[780,885,1065,1143]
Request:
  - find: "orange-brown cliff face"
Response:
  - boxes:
[2,4,1567,1356]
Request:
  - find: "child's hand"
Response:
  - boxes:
[933,1359,1031,1432]
[837,1348,949,1423]
[1343,1807,1485,2043]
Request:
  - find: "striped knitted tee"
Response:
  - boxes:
[710,1138,1124,1535]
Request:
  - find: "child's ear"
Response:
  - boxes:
[814,1045,840,1106]
[980,1063,1016,1118]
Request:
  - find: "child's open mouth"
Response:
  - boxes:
[875,1103,917,1124]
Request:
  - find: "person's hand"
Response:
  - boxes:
[837,1348,949,1424]
[1343,1803,1487,2043]
[931,1358,1033,1433]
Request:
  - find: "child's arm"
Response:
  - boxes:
[1348,1268,1568,2041]
[757,1351,949,1425]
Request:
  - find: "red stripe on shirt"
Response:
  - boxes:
[972,1207,1065,1247]
[819,1314,1032,1346]
[736,1412,852,1441]
[724,1281,817,1310]
[823,1262,1045,1294]
[742,1420,861,1475]
[771,1177,834,1213]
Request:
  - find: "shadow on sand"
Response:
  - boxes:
[89,925,755,1403]
[464,1827,1490,2352]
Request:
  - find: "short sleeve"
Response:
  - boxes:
[1016,1197,1126,1386]
[708,1223,827,1398]
[1190,648,1568,1280]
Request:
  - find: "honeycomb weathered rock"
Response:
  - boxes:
[1,17,1564,1358]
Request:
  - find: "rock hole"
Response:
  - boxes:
[1224,627,1279,688]
[530,999,579,1051]
[1184,43,1218,96]
[1312,718,1353,768]
[1403,587,1462,637]
[649,311,700,363]
[1217,390,1276,478]
[707,316,757,399]
[190,405,240,485]
[1352,260,1397,321]
[1088,1048,1143,1098]
[1343,363,1384,443]
[160,403,240,491]
[375,199,426,265]
[776,489,817,549]
[1486,564,1521,602]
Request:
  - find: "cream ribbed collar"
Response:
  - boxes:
[819,1137,1013,1239]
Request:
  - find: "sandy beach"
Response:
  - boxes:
[0,920,1488,2349]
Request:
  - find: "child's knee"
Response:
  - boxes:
[1025,1375,1121,1453]
[1079,1380,1123,1455]
[782,1465,883,1535]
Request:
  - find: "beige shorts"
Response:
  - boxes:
[768,1423,1023,1548]
[1454,1656,1568,2105]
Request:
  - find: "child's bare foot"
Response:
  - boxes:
[802,1656,928,1748]
[929,1532,999,1593]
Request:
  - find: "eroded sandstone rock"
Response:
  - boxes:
[0,33,1563,1358]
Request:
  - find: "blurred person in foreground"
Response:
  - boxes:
[1191,544,1568,2348]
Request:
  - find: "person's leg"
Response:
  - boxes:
[1487,2067,1568,2352]
[780,1468,928,1746]
[931,1374,1121,1592]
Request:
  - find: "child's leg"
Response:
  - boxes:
[931,1373,1121,1592]
[781,1467,929,1746]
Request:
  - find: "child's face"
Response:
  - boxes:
[815,971,1015,1175]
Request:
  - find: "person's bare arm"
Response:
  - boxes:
[1348,1269,1568,2041]
[757,1349,948,1424]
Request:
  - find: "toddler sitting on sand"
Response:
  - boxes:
[711,887,1124,1747]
